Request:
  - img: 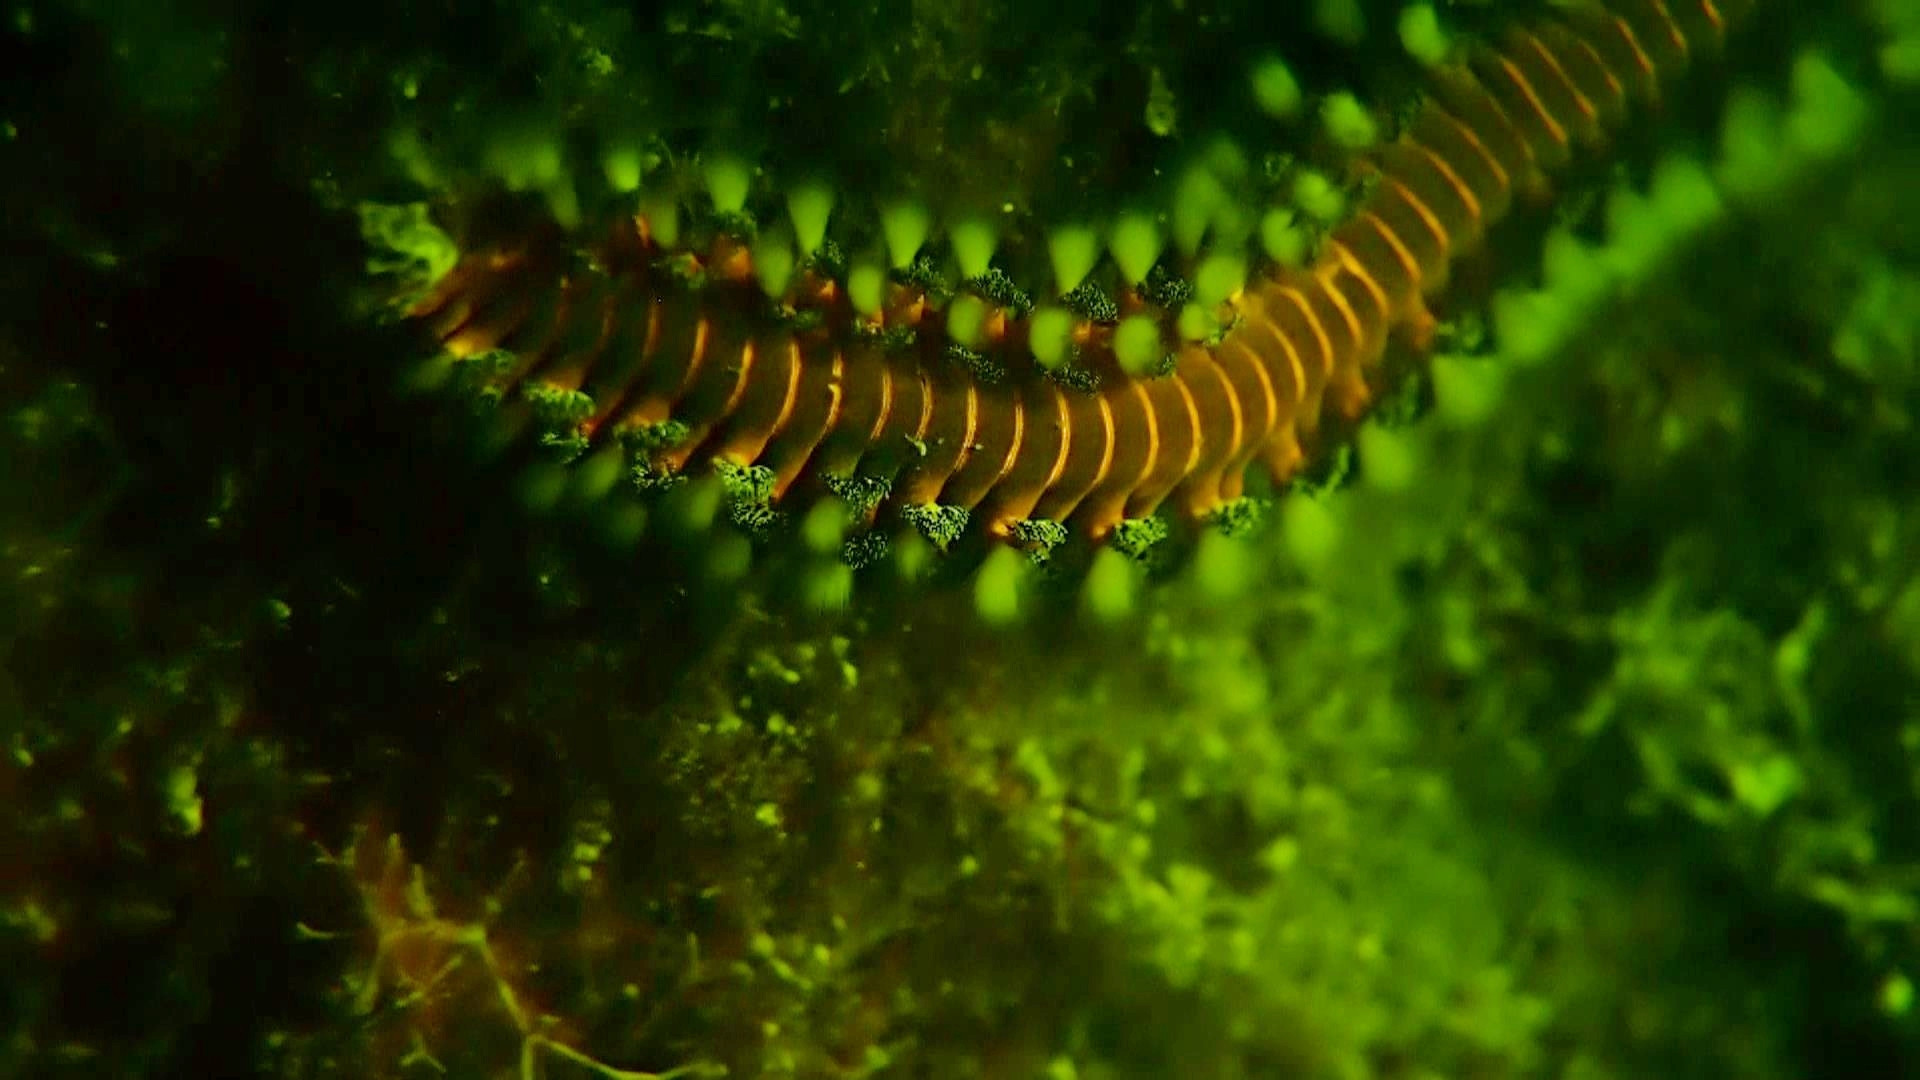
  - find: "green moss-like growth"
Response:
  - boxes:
[1008,518,1070,563]
[1110,515,1171,560]
[901,502,970,552]
[823,471,892,516]
[621,418,692,452]
[945,342,1008,385]
[714,460,780,534]
[1205,495,1269,537]
[1062,279,1120,324]
[524,382,594,430]
[840,529,891,570]
[968,266,1036,317]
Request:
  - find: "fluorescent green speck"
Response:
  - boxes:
[1190,530,1253,599]
[1321,91,1379,149]
[949,216,997,279]
[1261,207,1310,268]
[849,260,886,316]
[1194,253,1247,308]
[704,154,753,214]
[801,500,849,554]
[882,200,932,269]
[753,231,796,298]
[1293,169,1346,225]
[639,191,680,248]
[1113,315,1164,377]
[973,544,1027,625]
[1109,212,1164,286]
[1030,306,1075,370]
[1177,302,1216,342]
[1356,423,1415,492]
[1882,974,1915,1016]
[602,146,644,192]
[948,294,989,348]
[1250,55,1303,119]
[787,181,835,255]
[1282,492,1340,570]
[1172,166,1226,255]
[1081,546,1138,623]
[1399,3,1452,66]
[164,764,204,837]
[1049,223,1101,295]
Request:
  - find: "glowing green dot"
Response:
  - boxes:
[544,183,581,231]
[973,544,1027,625]
[1261,207,1311,267]
[1177,302,1216,342]
[1430,352,1506,428]
[753,232,796,298]
[893,530,934,583]
[1314,0,1367,45]
[787,181,835,255]
[849,260,887,317]
[1113,315,1164,377]
[1250,56,1304,119]
[600,502,648,548]
[800,500,849,555]
[1399,4,1451,67]
[705,531,753,583]
[1282,492,1339,570]
[639,192,680,248]
[602,146,644,192]
[1320,91,1380,150]
[1540,227,1607,308]
[1081,546,1138,623]
[571,446,625,501]
[1172,166,1225,256]
[1293,169,1346,225]
[949,216,998,280]
[491,135,564,191]
[704,154,753,214]
[948,294,990,349]
[1886,36,1920,85]
[1191,530,1253,599]
[881,200,932,269]
[1049,223,1101,295]
[517,462,568,514]
[1491,287,1570,366]
[802,559,855,612]
[667,475,724,536]
[1029,307,1075,370]
[1194,253,1247,308]
[1109,213,1164,286]
[1356,423,1415,492]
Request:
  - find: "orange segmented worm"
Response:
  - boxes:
[406,0,1754,559]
